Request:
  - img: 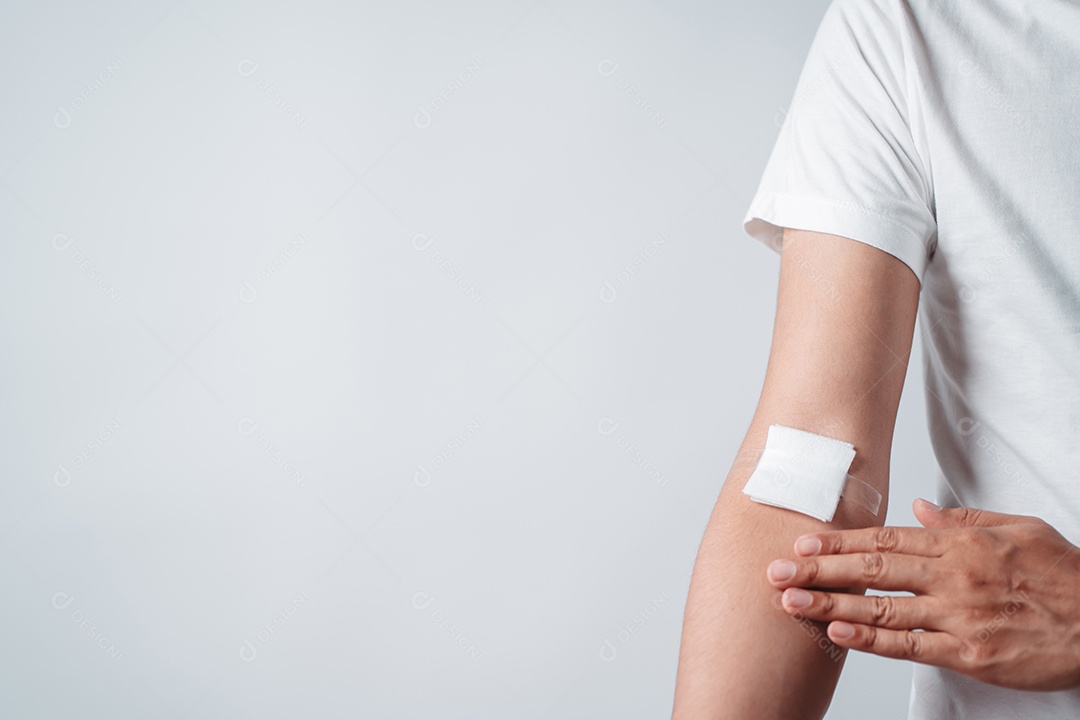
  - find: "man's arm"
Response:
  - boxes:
[671,227,921,719]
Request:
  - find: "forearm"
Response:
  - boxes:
[671,419,888,720]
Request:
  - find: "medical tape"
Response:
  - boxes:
[739,424,882,522]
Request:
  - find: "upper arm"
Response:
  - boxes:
[741,226,921,523]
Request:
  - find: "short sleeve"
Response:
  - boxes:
[743,0,937,284]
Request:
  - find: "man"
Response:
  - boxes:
[671,0,1080,717]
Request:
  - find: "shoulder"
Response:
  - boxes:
[807,0,933,78]
[820,0,931,40]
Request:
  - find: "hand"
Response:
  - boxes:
[765,499,1080,690]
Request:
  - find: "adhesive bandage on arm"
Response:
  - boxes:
[740,424,882,522]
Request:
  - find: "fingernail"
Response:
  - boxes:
[794,536,822,556]
[767,559,796,582]
[784,588,812,609]
[918,498,941,511]
[830,621,855,640]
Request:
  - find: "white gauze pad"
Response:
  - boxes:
[741,424,879,522]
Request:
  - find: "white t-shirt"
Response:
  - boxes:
[742,0,1080,717]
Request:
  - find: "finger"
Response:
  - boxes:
[780,588,943,630]
[767,553,932,592]
[914,501,1045,529]
[794,525,944,558]
[825,621,963,669]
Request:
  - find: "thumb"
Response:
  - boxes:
[914,498,1041,528]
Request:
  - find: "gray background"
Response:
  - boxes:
[0,1,938,717]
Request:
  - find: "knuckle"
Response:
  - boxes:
[802,559,821,584]
[956,566,987,590]
[961,639,1000,671]
[1031,515,1054,529]
[964,637,991,666]
[1006,572,1030,597]
[870,594,896,626]
[861,552,886,582]
[955,507,980,526]
[961,604,988,625]
[873,526,900,553]
[815,591,835,615]
[863,625,879,649]
[902,630,922,658]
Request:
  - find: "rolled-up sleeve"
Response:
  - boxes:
[742,0,937,284]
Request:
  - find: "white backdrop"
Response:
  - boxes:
[0,1,939,717]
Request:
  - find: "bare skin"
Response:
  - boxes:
[671,227,920,719]
[770,499,1080,691]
